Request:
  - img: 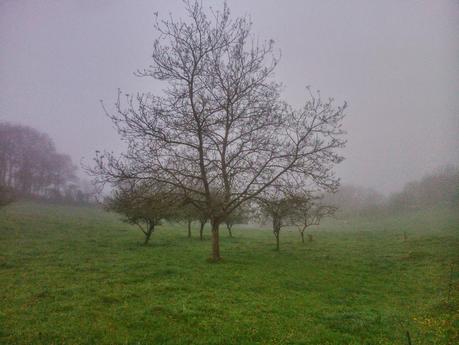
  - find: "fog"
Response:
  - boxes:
[1,0,458,194]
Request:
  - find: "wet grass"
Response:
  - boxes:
[0,202,458,344]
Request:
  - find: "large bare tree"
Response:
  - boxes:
[90,1,346,261]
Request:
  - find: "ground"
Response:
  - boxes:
[0,202,458,345]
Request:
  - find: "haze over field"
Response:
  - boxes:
[1,0,458,194]
[1,2,459,344]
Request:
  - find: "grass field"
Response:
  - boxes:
[0,202,458,345]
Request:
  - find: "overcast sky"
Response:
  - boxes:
[1,0,458,194]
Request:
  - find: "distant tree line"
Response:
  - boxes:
[388,165,459,210]
[322,165,459,216]
[0,122,95,205]
[322,185,385,216]
[104,180,335,248]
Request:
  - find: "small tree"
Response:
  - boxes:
[198,213,208,241]
[291,195,336,242]
[223,205,248,237]
[106,183,177,245]
[257,188,300,250]
[178,203,196,238]
[173,198,209,239]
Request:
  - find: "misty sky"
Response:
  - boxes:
[1,0,458,194]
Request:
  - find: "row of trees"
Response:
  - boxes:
[0,122,95,204]
[257,189,336,250]
[105,181,249,245]
[89,1,346,260]
[105,180,335,249]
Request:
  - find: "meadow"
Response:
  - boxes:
[0,202,458,345]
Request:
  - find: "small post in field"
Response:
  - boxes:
[405,330,412,345]
[447,261,454,304]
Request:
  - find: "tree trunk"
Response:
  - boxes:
[199,221,205,240]
[300,231,305,243]
[274,230,280,251]
[211,220,221,261]
[144,224,154,245]
[308,234,313,242]
[187,220,192,238]
[227,224,233,237]
[273,217,280,251]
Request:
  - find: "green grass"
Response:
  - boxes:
[1,202,458,345]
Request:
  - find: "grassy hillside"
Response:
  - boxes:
[0,202,458,345]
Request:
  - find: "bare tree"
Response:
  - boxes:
[90,1,346,260]
[178,203,196,238]
[105,182,177,245]
[257,190,300,251]
[291,195,336,243]
[197,214,207,240]
[223,205,248,237]
[172,196,209,239]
